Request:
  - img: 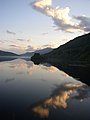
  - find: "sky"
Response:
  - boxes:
[0,0,90,54]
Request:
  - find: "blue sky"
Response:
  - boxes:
[0,0,90,53]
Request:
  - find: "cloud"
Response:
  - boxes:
[17,38,26,41]
[74,15,90,32]
[27,39,31,42]
[0,40,4,43]
[26,45,35,52]
[42,32,48,35]
[31,0,52,16]
[9,45,19,48]
[6,30,16,35]
[42,43,55,48]
[17,38,31,42]
[31,0,90,33]
[9,44,25,51]
[9,45,26,54]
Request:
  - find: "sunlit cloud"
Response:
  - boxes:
[6,30,16,35]
[31,0,90,33]
[31,0,52,15]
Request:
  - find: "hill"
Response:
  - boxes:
[20,52,34,57]
[31,33,90,65]
[0,50,19,56]
[46,33,90,63]
[31,33,90,85]
[35,47,53,55]
[20,47,53,57]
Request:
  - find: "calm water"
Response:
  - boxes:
[0,59,90,120]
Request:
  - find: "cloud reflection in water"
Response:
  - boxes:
[31,83,90,118]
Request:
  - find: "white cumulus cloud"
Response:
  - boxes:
[31,0,90,33]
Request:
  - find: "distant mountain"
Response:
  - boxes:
[35,47,53,55]
[20,47,53,57]
[20,52,34,57]
[0,50,19,56]
[31,33,90,65]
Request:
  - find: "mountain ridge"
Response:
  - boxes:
[31,33,90,65]
[20,47,53,57]
[31,33,90,85]
[0,50,19,56]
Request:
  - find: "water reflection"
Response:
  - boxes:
[6,59,35,76]
[0,56,17,62]
[41,66,58,73]
[31,83,90,118]
[5,78,15,83]
[0,58,90,120]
